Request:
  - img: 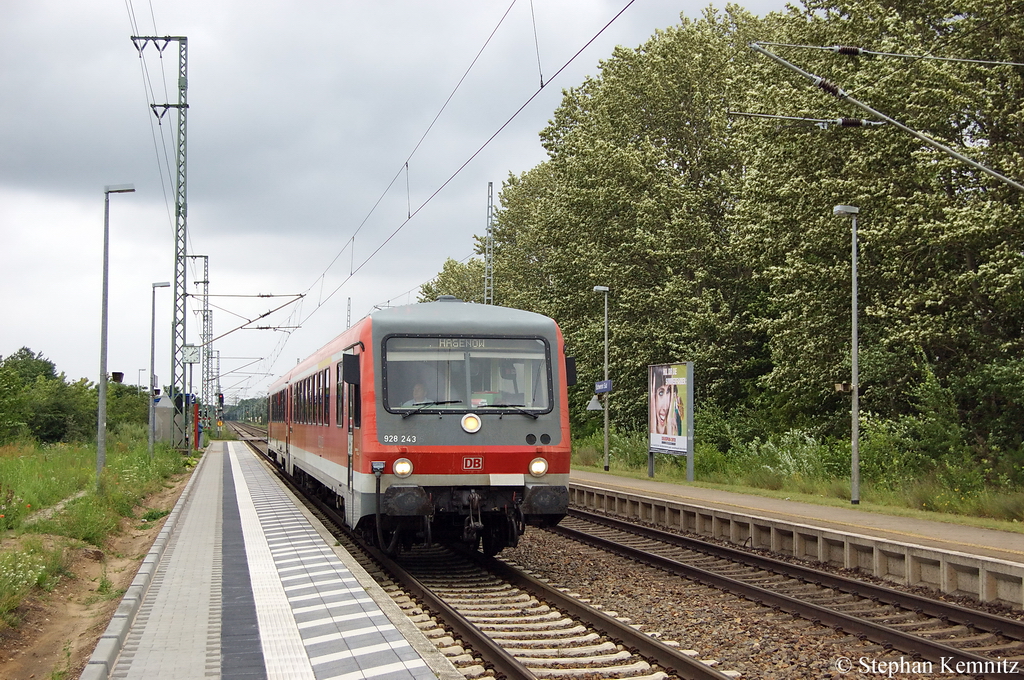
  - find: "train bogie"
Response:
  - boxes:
[266,297,574,556]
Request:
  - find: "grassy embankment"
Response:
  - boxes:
[0,424,191,629]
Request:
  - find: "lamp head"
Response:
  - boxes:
[104,183,136,194]
[833,204,859,217]
[153,281,171,288]
[593,285,609,293]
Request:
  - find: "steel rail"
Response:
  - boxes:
[552,521,1013,678]
[365,545,538,680]
[569,508,1024,641]
[458,547,737,680]
[235,428,536,680]
[237,431,734,679]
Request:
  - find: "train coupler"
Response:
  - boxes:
[462,490,484,542]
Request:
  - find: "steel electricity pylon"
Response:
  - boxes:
[188,254,212,434]
[132,35,190,448]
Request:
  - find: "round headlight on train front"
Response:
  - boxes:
[529,457,548,477]
[461,413,482,433]
[393,458,413,478]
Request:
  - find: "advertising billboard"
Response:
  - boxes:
[648,362,693,455]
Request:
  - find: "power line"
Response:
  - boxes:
[749,42,1024,192]
[303,0,638,328]
[302,0,520,298]
[205,2,639,398]
[756,41,1024,67]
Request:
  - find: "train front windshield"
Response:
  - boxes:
[383,337,551,413]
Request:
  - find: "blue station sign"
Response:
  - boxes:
[595,379,613,394]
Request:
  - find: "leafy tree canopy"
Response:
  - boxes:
[424,0,1024,462]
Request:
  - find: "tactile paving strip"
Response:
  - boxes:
[227,443,435,680]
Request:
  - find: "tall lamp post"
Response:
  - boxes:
[98,184,135,484]
[834,204,860,505]
[149,281,171,458]
[593,285,610,471]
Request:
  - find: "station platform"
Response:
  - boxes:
[570,470,1024,563]
[82,441,461,680]
[569,469,1024,608]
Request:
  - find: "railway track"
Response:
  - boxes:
[553,510,1024,678]
[228,422,736,679]
[227,423,1024,677]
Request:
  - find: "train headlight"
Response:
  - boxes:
[461,413,482,433]
[529,457,548,477]
[393,458,413,478]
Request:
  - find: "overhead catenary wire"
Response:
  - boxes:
[755,41,1024,67]
[727,111,886,128]
[749,42,1024,193]
[132,2,639,399]
[303,0,639,329]
[253,1,639,395]
[302,0,521,299]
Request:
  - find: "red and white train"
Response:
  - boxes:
[267,296,575,555]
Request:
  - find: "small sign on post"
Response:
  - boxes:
[595,379,612,394]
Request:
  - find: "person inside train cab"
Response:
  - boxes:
[404,382,427,406]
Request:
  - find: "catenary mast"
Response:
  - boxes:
[132,35,189,448]
[485,182,494,305]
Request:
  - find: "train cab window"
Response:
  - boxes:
[382,336,551,414]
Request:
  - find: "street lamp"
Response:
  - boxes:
[97,184,135,485]
[593,285,610,471]
[833,204,860,505]
[149,281,171,458]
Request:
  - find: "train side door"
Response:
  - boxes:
[342,352,361,527]
[285,383,293,475]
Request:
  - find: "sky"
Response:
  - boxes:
[1,0,790,404]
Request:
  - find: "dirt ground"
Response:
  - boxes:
[0,470,193,680]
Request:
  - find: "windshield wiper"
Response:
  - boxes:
[401,400,463,418]
[484,403,539,419]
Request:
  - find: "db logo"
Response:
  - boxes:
[463,456,484,471]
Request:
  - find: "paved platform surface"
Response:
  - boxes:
[84,441,460,680]
[570,470,1024,564]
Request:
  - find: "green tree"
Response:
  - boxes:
[426,0,1024,469]
[2,347,58,384]
[494,7,774,429]
[0,364,26,443]
[20,376,96,444]
[106,382,148,432]
[734,0,1024,446]
[418,257,486,304]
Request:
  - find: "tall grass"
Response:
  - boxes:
[0,424,190,627]
[0,442,94,531]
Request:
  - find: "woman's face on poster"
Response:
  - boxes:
[654,382,672,433]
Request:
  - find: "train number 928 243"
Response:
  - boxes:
[382,434,417,444]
